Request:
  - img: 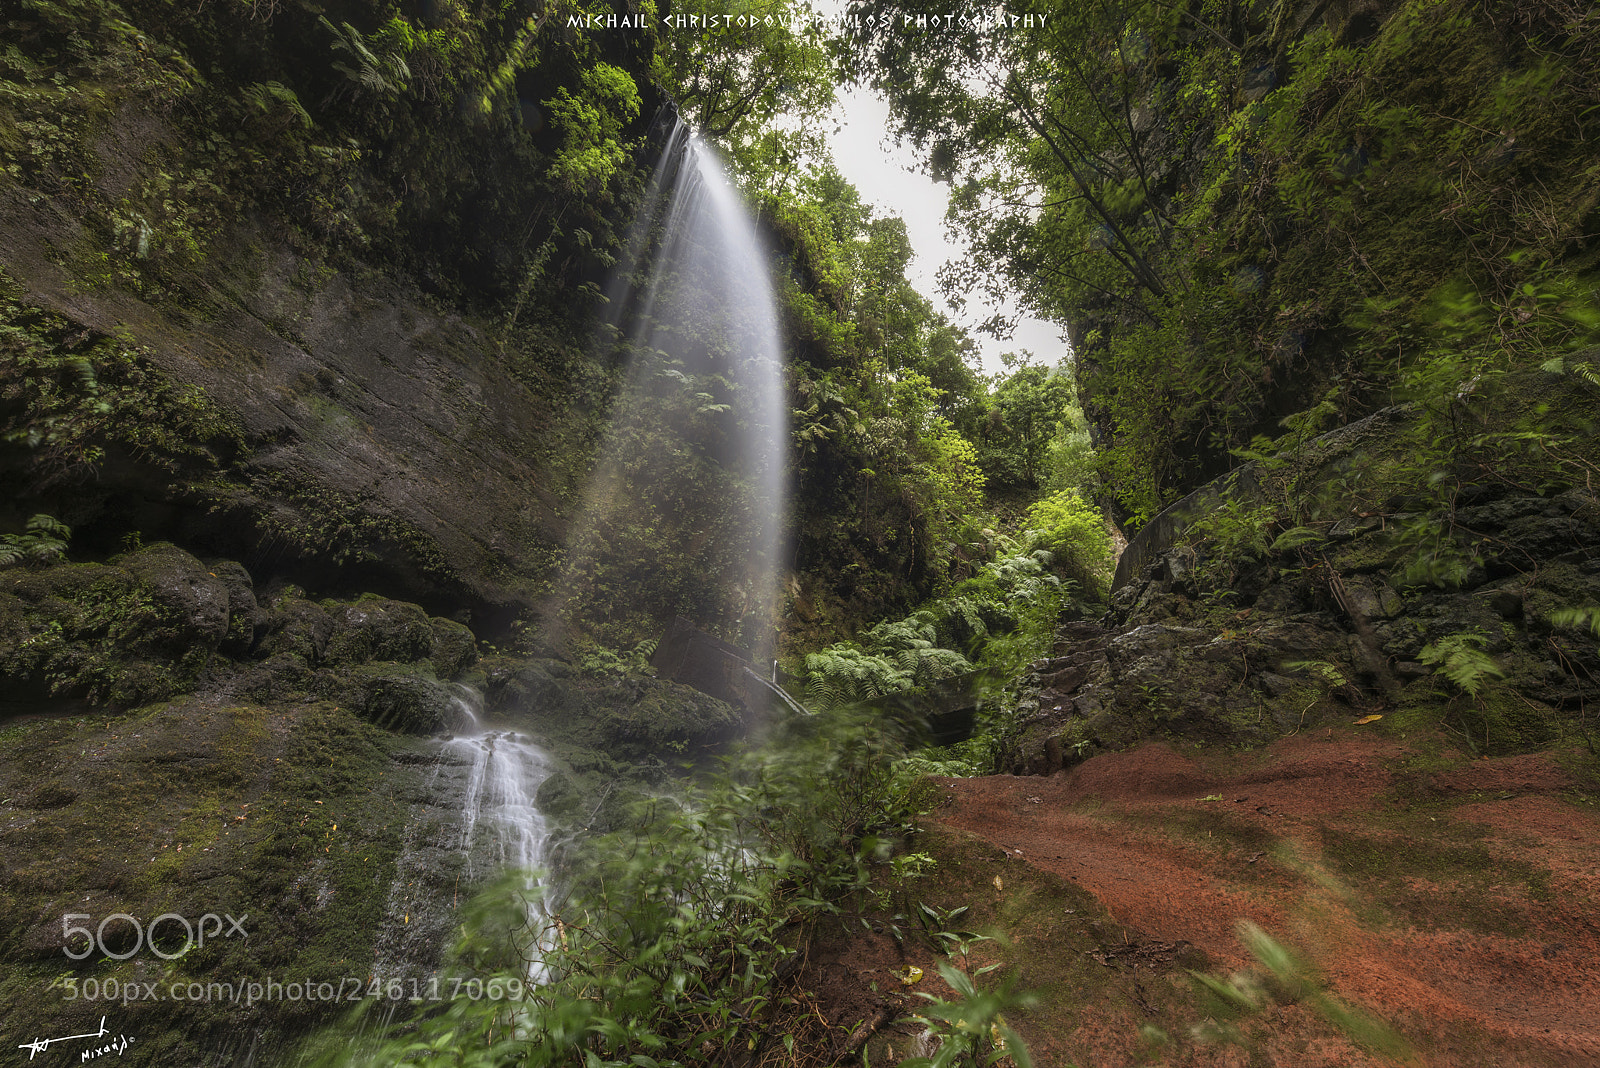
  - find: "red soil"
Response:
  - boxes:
[928,732,1600,1067]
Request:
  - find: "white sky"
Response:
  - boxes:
[823,81,1068,377]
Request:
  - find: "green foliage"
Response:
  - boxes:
[543,63,641,199]
[1020,490,1112,597]
[976,358,1081,490]
[1550,606,1600,641]
[1419,632,1504,698]
[312,707,918,1068]
[848,0,1600,520]
[1184,496,1276,596]
[320,17,410,100]
[1185,921,1418,1062]
[902,960,1035,1068]
[800,525,1079,751]
[241,81,312,129]
[0,513,70,568]
[653,0,835,171]
[571,639,657,679]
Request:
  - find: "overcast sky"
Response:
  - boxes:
[822,80,1068,377]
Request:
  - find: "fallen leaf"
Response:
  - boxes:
[1354,714,1383,725]
[896,965,923,985]
[993,874,1004,893]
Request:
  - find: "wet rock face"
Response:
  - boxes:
[0,222,573,620]
[1005,488,1600,776]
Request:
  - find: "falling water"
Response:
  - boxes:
[548,107,788,660]
[370,685,555,987]
[443,687,554,977]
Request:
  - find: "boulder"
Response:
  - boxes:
[325,598,435,666]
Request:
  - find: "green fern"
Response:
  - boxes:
[243,81,313,128]
[1418,632,1504,696]
[320,17,409,98]
[803,647,909,709]
[0,514,71,569]
[1549,605,1600,639]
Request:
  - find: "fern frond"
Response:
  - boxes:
[1419,632,1504,696]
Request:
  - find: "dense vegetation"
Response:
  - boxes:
[5,0,1600,1065]
[0,0,1101,653]
[846,0,1600,524]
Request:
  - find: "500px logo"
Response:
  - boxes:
[62,913,249,961]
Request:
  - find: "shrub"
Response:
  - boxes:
[1020,490,1113,599]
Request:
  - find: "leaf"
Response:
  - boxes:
[897,965,924,985]
[1270,526,1326,552]
[1353,714,1383,725]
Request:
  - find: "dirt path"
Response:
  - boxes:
[925,732,1600,1066]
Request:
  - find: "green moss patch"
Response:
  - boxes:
[1318,824,1554,938]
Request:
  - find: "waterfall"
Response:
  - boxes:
[443,687,554,978]
[371,685,554,986]
[547,107,788,661]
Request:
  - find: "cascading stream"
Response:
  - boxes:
[443,687,554,979]
[371,686,555,988]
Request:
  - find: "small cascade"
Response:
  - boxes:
[446,729,552,877]
[443,686,555,977]
[372,685,555,984]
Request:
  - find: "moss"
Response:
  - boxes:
[0,695,424,1063]
[1318,824,1554,938]
[1446,684,1559,756]
[1378,682,1454,740]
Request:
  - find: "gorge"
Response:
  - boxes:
[3,0,1600,1065]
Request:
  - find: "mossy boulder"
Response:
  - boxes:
[117,542,232,646]
[324,598,435,666]
[0,545,241,705]
[428,617,478,679]
[592,676,743,753]
[253,592,335,663]
[356,673,463,735]
[206,558,260,655]
[482,656,573,714]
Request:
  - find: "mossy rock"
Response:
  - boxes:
[0,548,232,704]
[254,595,335,663]
[482,656,573,715]
[324,598,435,666]
[1447,683,1559,756]
[356,673,461,735]
[117,542,233,647]
[205,558,260,655]
[428,616,477,679]
[589,676,743,755]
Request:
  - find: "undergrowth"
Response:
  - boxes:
[308,706,1023,1067]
